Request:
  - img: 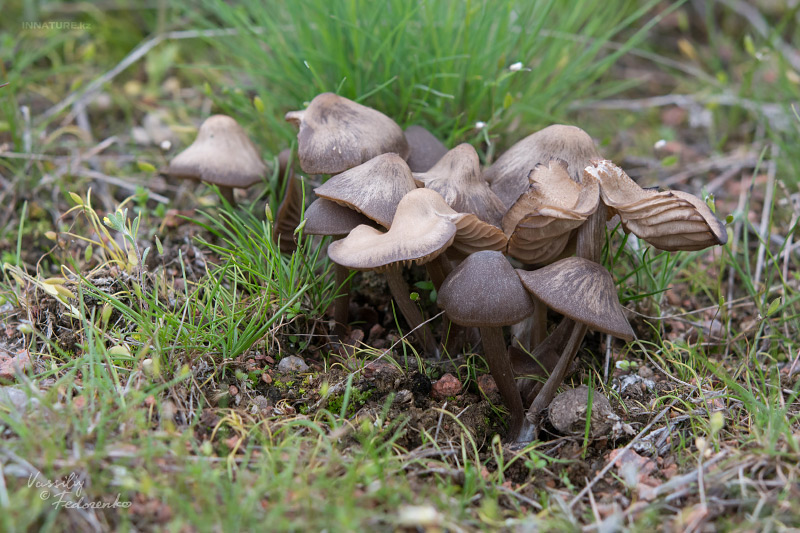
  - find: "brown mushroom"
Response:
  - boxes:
[404,125,448,172]
[437,250,535,441]
[164,114,267,205]
[586,159,728,251]
[314,153,417,229]
[285,93,409,175]
[327,188,462,356]
[485,124,601,209]
[414,143,506,227]
[516,256,633,431]
[503,159,600,265]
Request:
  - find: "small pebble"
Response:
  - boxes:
[476,374,499,396]
[277,355,309,374]
[548,386,616,437]
[431,373,462,400]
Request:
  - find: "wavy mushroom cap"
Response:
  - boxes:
[285,93,409,175]
[313,153,416,229]
[165,114,267,188]
[486,124,600,209]
[516,257,634,340]
[404,125,449,173]
[503,160,599,265]
[586,160,728,251]
[438,250,535,327]
[414,143,506,227]
[327,188,457,271]
[302,198,377,237]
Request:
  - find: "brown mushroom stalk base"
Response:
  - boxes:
[216,185,235,207]
[481,327,531,441]
[425,255,460,358]
[516,317,572,405]
[384,265,439,356]
[525,320,588,431]
[333,263,351,340]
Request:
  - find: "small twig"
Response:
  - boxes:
[754,145,777,287]
[660,153,758,188]
[38,27,255,124]
[497,485,543,511]
[434,401,448,442]
[572,93,791,131]
[72,169,170,204]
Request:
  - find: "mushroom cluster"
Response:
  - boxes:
[169,93,728,444]
[283,93,728,443]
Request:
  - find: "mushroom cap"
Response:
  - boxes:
[414,143,506,227]
[314,153,416,229]
[438,250,535,327]
[165,114,267,188]
[516,257,634,340]
[485,125,600,209]
[302,198,376,237]
[285,92,409,175]
[404,125,449,173]
[443,212,508,255]
[327,188,457,271]
[586,160,728,251]
[503,160,600,264]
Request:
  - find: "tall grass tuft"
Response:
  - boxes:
[185,0,663,152]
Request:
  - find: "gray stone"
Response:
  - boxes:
[277,355,309,374]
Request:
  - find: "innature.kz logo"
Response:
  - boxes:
[21,21,92,30]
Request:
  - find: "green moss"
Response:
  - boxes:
[327,389,373,417]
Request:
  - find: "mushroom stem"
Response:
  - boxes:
[425,255,452,291]
[426,255,460,358]
[333,263,351,340]
[219,185,236,207]
[480,326,529,441]
[516,317,572,404]
[525,319,588,427]
[531,295,548,349]
[576,201,607,263]
[384,265,439,356]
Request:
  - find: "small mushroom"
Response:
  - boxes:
[516,257,634,430]
[404,125,449,172]
[414,143,506,227]
[164,114,267,205]
[314,153,417,229]
[485,124,600,209]
[437,250,535,441]
[285,93,409,175]
[327,188,458,356]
